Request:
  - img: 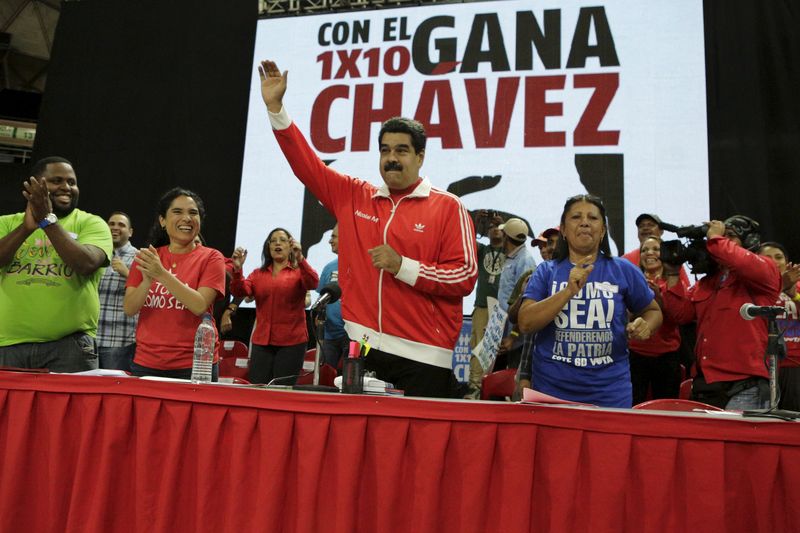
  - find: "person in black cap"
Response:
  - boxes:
[622,213,663,266]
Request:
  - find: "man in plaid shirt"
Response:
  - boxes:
[97,212,138,370]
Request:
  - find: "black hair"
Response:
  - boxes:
[31,156,72,177]
[147,187,206,247]
[552,194,612,261]
[758,241,789,261]
[724,215,761,251]
[108,211,133,228]
[638,236,663,272]
[261,227,294,271]
[378,117,426,154]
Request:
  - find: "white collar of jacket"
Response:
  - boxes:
[372,177,432,199]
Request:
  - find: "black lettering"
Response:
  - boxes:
[318,22,332,46]
[383,18,398,41]
[352,20,370,44]
[332,22,349,45]
[566,7,619,68]
[412,16,456,75]
[460,14,510,73]
[515,10,561,70]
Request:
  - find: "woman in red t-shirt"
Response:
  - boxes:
[758,242,800,410]
[123,188,226,379]
[230,227,319,384]
[628,236,691,404]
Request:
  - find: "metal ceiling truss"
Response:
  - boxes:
[258,0,478,18]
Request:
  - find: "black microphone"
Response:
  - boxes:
[310,283,341,311]
[739,303,785,321]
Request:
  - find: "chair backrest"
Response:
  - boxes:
[633,398,724,412]
[220,340,249,360]
[294,363,337,387]
[480,368,517,400]
[218,356,250,380]
[679,378,693,400]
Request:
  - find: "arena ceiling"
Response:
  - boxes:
[0,0,61,93]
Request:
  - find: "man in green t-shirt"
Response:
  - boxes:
[465,211,506,397]
[0,156,112,372]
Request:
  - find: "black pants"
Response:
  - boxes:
[779,365,800,411]
[363,349,454,398]
[249,342,306,385]
[629,350,681,405]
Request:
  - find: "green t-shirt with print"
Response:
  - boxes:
[0,209,113,345]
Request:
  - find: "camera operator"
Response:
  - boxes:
[662,216,781,410]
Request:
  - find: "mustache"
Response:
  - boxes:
[384,161,403,172]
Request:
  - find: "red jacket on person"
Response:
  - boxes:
[662,236,780,384]
[270,109,477,369]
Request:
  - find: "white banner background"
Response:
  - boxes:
[238,0,708,312]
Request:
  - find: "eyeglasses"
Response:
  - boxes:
[269,237,289,245]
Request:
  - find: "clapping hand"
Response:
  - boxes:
[135,245,168,282]
[22,177,52,224]
[783,262,800,295]
[231,246,247,272]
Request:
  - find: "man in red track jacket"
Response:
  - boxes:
[258,59,478,397]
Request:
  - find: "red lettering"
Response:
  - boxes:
[334,49,362,79]
[351,83,403,151]
[363,48,380,77]
[310,85,350,152]
[317,51,333,80]
[414,80,463,149]
[573,73,619,146]
[465,77,520,148]
[524,75,566,147]
[384,46,411,76]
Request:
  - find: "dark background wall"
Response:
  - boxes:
[2,0,799,258]
[1,0,257,254]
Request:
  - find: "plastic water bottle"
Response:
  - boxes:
[191,313,215,383]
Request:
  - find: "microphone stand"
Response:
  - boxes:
[743,314,800,420]
[313,305,326,387]
[767,316,780,409]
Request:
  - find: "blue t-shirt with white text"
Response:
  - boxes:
[523,256,654,407]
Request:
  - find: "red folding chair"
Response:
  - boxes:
[218,355,250,381]
[220,340,249,360]
[295,363,337,387]
[632,398,724,412]
[480,369,517,400]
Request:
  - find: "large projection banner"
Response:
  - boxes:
[238,0,708,313]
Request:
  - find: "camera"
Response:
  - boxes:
[473,209,500,237]
[659,222,717,274]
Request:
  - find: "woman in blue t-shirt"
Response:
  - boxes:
[517,194,662,407]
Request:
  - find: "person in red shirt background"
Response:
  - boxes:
[230,227,319,385]
[758,241,800,411]
[628,236,692,404]
[124,188,226,380]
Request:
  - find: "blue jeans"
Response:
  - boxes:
[725,385,770,411]
[129,360,219,381]
[0,332,98,372]
[321,336,349,370]
[98,344,135,372]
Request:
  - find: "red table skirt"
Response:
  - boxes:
[0,372,798,533]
